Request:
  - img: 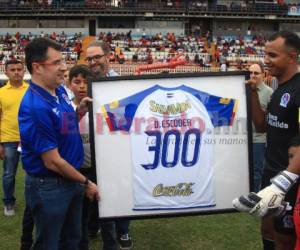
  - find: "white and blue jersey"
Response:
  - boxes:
[101,85,238,210]
[18,81,84,176]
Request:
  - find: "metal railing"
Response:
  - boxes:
[0,1,290,15]
[0,51,78,63]
[110,63,221,76]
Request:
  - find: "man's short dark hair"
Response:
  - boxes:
[69,64,94,82]
[289,136,300,148]
[268,31,300,55]
[25,37,62,74]
[87,41,110,55]
[5,59,23,70]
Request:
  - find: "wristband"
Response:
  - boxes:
[283,170,299,182]
[271,171,298,193]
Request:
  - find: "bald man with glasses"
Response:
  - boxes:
[248,63,273,193]
[83,41,133,250]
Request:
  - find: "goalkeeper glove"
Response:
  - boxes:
[232,192,261,212]
[233,170,298,217]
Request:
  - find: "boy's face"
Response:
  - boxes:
[69,74,88,101]
[288,146,299,164]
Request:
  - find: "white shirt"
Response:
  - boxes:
[72,102,91,168]
[101,85,237,210]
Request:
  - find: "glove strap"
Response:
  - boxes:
[238,192,261,208]
[271,171,298,193]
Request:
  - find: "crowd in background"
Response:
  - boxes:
[1,0,299,12]
[0,31,83,65]
[99,31,266,67]
[0,31,283,67]
[0,31,279,90]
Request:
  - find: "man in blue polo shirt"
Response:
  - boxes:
[18,37,99,250]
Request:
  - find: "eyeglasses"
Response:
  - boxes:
[249,71,262,75]
[37,59,66,67]
[85,54,106,63]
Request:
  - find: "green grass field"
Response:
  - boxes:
[0,166,262,250]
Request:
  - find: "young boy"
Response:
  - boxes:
[69,64,95,250]
[69,64,128,250]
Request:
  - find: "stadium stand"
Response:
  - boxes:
[0,0,298,79]
[0,31,82,65]
[0,0,294,14]
[0,31,268,74]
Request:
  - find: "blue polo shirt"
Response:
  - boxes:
[18,81,84,176]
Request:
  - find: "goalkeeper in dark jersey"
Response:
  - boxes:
[233,31,300,250]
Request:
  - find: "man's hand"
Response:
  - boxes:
[85,180,100,201]
[233,171,298,217]
[0,144,5,160]
[77,97,92,117]
[245,79,258,91]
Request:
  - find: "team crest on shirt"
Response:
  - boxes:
[52,107,60,116]
[62,93,71,105]
[280,93,290,108]
[282,214,294,229]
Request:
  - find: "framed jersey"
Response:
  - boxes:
[89,72,252,219]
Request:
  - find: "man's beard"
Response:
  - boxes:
[92,63,106,77]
